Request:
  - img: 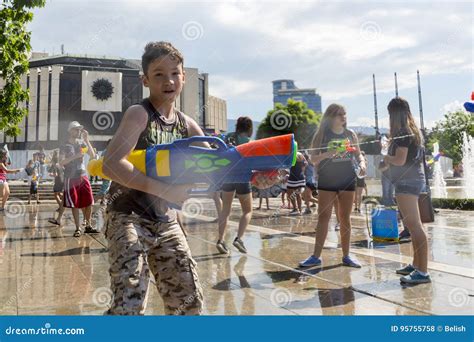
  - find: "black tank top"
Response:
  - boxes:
[289,160,305,181]
[108,98,189,222]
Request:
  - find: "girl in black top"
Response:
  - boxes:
[379,97,430,284]
[217,116,253,255]
[299,104,366,268]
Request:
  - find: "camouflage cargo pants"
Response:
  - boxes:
[104,211,203,315]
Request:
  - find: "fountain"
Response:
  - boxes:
[432,142,447,198]
[461,132,474,199]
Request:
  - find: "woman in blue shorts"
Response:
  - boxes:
[379,97,430,284]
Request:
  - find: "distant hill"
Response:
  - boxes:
[349,126,389,136]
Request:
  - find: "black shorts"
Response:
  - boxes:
[356,177,366,188]
[317,177,356,192]
[221,182,252,195]
[53,180,64,193]
[318,161,356,193]
[30,182,38,195]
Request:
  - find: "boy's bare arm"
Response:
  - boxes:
[103,105,191,205]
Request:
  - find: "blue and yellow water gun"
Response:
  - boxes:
[88,134,297,192]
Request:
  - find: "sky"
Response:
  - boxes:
[29,0,473,130]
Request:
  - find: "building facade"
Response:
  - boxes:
[272,79,322,113]
[0,54,227,151]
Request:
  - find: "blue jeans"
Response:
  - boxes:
[381,173,395,206]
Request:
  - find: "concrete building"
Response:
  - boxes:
[272,79,322,113]
[0,54,227,151]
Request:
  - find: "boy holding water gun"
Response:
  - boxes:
[102,42,204,315]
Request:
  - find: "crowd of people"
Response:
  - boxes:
[0,41,433,316]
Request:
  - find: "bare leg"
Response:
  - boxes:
[295,191,302,212]
[337,191,356,257]
[334,197,341,224]
[1,183,10,208]
[71,208,81,230]
[84,205,92,226]
[218,191,235,241]
[396,194,428,273]
[212,192,223,220]
[313,190,337,257]
[288,189,297,211]
[236,193,252,239]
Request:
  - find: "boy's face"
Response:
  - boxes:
[143,55,185,103]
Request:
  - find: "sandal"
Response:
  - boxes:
[48,218,60,225]
[73,229,82,237]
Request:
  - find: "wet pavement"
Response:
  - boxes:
[0,198,472,315]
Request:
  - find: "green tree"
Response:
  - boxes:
[0,0,46,137]
[427,110,474,165]
[256,99,321,149]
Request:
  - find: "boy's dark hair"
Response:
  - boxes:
[142,41,184,75]
[235,116,253,136]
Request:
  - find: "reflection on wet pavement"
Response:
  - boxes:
[0,199,472,315]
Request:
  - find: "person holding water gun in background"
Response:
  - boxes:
[300,103,366,268]
[101,42,204,315]
[57,121,97,236]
